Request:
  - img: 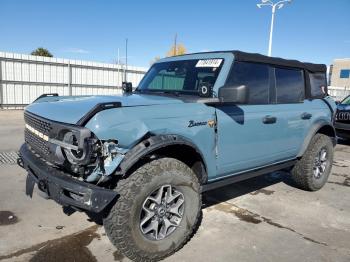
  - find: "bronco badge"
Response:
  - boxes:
[188,120,216,128]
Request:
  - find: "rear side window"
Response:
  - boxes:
[309,73,327,98]
[275,68,304,103]
[226,62,269,104]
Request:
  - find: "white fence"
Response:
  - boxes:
[328,86,350,101]
[0,51,147,108]
[1,52,348,108]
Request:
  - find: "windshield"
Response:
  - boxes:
[137,59,223,95]
[341,95,350,105]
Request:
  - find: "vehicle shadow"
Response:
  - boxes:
[337,138,350,146]
[202,171,295,209]
[84,171,297,229]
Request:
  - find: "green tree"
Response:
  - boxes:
[166,44,187,57]
[31,47,53,57]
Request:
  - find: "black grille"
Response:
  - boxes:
[24,112,52,155]
[24,112,52,135]
[25,130,50,155]
[335,111,350,124]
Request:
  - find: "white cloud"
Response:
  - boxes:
[65,48,90,54]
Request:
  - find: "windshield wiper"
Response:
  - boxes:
[137,90,181,97]
[162,91,180,97]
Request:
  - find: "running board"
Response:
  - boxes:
[202,160,296,192]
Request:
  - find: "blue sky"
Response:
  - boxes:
[1,0,349,67]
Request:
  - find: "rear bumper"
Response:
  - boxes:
[19,144,118,213]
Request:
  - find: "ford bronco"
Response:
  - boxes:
[19,51,337,261]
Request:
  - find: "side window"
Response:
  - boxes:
[275,68,304,103]
[309,72,327,98]
[226,61,269,104]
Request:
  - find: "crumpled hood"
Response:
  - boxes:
[25,94,183,124]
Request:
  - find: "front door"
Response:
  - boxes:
[215,104,300,177]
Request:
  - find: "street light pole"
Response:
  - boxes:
[268,5,276,57]
[257,0,292,57]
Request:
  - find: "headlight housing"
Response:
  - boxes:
[24,111,100,176]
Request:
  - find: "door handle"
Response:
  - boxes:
[301,112,312,120]
[263,115,277,124]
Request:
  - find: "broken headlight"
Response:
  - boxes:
[62,131,93,165]
[47,125,101,175]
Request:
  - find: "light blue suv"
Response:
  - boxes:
[20,51,337,261]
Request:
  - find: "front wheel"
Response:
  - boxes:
[291,134,334,191]
[103,157,201,261]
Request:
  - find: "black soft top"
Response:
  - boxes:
[232,51,326,73]
[174,50,327,73]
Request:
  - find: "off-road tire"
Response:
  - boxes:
[103,157,201,262]
[291,134,334,191]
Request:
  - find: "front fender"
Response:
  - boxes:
[114,134,207,177]
[85,103,217,178]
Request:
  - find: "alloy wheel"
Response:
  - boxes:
[139,185,185,241]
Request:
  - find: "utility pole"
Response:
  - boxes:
[124,38,128,82]
[174,33,177,56]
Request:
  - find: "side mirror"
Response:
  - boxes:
[218,85,248,104]
[122,82,133,93]
[335,101,340,105]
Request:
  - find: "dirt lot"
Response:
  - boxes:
[0,110,349,262]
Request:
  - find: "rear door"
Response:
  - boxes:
[269,67,311,157]
[215,62,307,179]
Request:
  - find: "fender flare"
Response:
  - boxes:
[297,120,336,157]
[115,134,207,177]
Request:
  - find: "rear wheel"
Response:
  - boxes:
[103,157,201,261]
[291,134,334,191]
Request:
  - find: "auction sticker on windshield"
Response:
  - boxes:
[196,59,223,68]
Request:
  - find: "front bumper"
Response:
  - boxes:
[335,122,350,140]
[19,144,118,213]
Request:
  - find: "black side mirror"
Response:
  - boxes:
[218,85,248,104]
[122,82,133,93]
[335,101,340,105]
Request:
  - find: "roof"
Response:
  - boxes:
[232,51,326,73]
[172,50,327,73]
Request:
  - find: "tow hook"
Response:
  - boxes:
[17,155,24,168]
[38,179,48,192]
[36,179,50,199]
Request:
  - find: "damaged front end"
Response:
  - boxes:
[20,111,128,212]
[85,140,128,184]
[24,111,128,182]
